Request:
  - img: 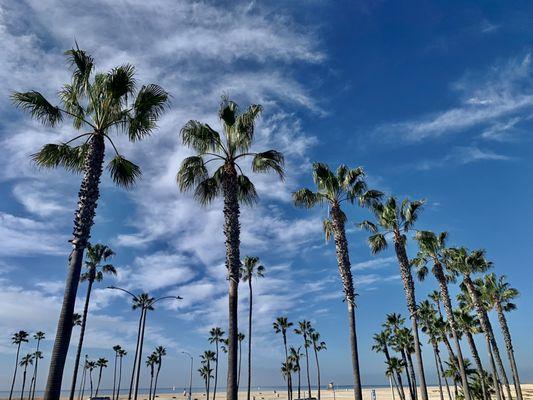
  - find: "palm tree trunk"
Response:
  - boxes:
[207,360,211,400]
[246,279,252,400]
[96,366,103,396]
[304,341,311,400]
[213,344,219,400]
[148,370,154,400]
[134,308,148,400]
[283,334,290,400]
[384,346,405,400]
[154,360,162,400]
[69,277,95,400]
[389,376,396,400]
[486,335,502,400]
[78,365,86,400]
[330,204,362,400]
[129,309,145,400]
[464,331,488,400]
[297,363,301,400]
[394,237,429,400]
[9,343,22,400]
[30,338,42,400]
[463,276,512,400]
[433,263,471,400]
[406,352,418,400]
[313,346,321,400]
[90,370,94,398]
[223,167,240,400]
[400,350,414,400]
[495,301,522,400]
[21,367,28,400]
[113,352,118,400]
[238,340,242,391]
[396,371,406,400]
[442,337,457,370]
[44,134,105,400]
[432,345,444,400]
[117,355,124,400]
[435,347,452,400]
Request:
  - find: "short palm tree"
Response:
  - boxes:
[29,331,45,400]
[237,333,245,390]
[152,346,166,400]
[396,328,418,400]
[146,353,158,400]
[273,317,294,400]
[412,231,471,400]
[95,358,108,396]
[12,47,168,400]
[200,351,216,400]
[372,330,405,400]
[177,97,284,400]
[87,360,97,397]
[310,331,326,400]
[19,353,35,400]
[386,357,407,400]
[294,321,313,400]
[209,328,225,400]
[9,331,29,400]
[359,196,429,400]
[112,345,123,400]
[288,347,303,400]
[240,256,265,400]
[293,163,381,400]
[78,355,89,400]
[70,243,116,400]
[116,348,127,400]
[482,273,522,400]
[281,360,294,399]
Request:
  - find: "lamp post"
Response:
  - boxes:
[181,351,193,400]
[108,286,182,400]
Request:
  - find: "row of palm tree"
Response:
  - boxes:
[146,346,167,400]
[273,318,327,400]
[8,331,45,400]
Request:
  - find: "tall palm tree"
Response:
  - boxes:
[310,331,326,400]
[177,97,284,400]
[293,163,381,400]
[201,351,216,400]
[131,294,154,400]
[152,346,166,400]
[12,47,168,400]
[78,355,88,400]
[397,328,418,400]
[386,357,407,400]
[29,331,45,400]
[9,331,29,400]
[146,353,158,400]
[87,360,97,398]
[289,347,303,400]
[116,348,127,400]
[238,333,245,390]
[112,345,123,400]
[20,353,35,400]
[295,321,313,400]
[274,317,294,400]
[482,273,522,400]
[372,331,406,400]
[240,256,265,400]
[70,243,117,400]
[445,247,512,400]
[95,358,108,396]
[412,231,471,400]
[360,197,429,400]
[427,293,457,367]
[209,328,225,400]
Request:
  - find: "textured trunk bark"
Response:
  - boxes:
[442,336,457,370]
[463,276,512,400]
[134,308,148,400]
[44,134,105,400]
[129,309,144,400]
[406,352,418,400]
[495,302,522,400]
[223,165,240,400]
[238,339,242,391]
[486,334,502,400]
[433,262,471,400]
[330,204,362,400]
[400,350,414,400]
[435,347,452,400]
[465,331,488,400]
[394,235,429,400]
[9,343,21,400]
[69,275,95,400]
[246,280,252,400]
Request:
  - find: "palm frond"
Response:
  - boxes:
[128,84,169,141]
[12,91,63,126]
[180,120,222,153]
[402,199,425,231]
[219,96,238,127]
[58,84,85,129]
[107,64,136,101]
[107,155,141,188]
[343,166,365,187]
[65,46,94,94]
[177,156,209,191]
[293,188,323,208]
[358,189,384,207]
[251,150,285,179]
[312,162,338,195]
[194,177,221,205]
[323,218,334,242]
[237,174,258,205]
[357,220,378,233]
[233,104,263,152]
[368,233,388,254]
[32,143,88,172]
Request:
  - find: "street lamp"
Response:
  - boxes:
[181,351,193,400]
[108,286,182,400]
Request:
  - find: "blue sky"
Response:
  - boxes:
[0,0,532,392]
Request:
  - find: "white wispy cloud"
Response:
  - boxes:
[416,145,514,171]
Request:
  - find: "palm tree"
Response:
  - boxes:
[70,243,117,400]
[310,331,326,400]
[9,331,29,400]
[78,355,89,400]
[12,47,168,400]
[112,345,123,400]
[87,360,97,398]
[177,97,284,400]
[386,357,407,400]
[201,351,216,400]
[28,331,45,400]
[238,333,245,390]
[146,353,158,400]
[281,360,294,399]
[293,163,381,400]
[153,346,167,400]
[289,347,303,400]
[482,273,523,400]
[445,247,511,400]
[209,328,225,400]
[239,256,265,400]
[274,317,294,400]
[295,321,313,400]
[95,358,108,396]
[116,349,127,400]
[444,359,476,399]
[20,353,35,400]
[412,231,471,400]
[372,331,406,400]
[360,197,429,400]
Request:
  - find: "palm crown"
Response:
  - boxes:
[240,256,265,281]
[12,45,168,188]
[481,273,519,312]
[12,331,29,345]
[81,243,117,282]
[273,317,293,335]
[177,97,285,205]
[412,231,456,282]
